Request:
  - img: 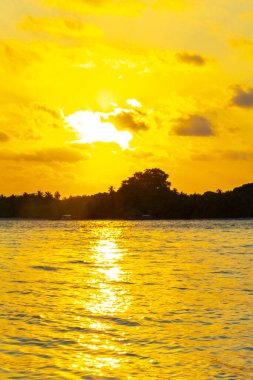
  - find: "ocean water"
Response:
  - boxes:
[0,220,252,379]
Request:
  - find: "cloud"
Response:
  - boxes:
[104,100,149,132]
[0,132,10,142]
[44,0,144,16]
[131,151,155,159]
[0,147,85,163]
[0,40,41,73]
[107,110,149,132]
[192,150,253,162]
[224,150,253,161]
[33,103,62,120]
[75,61,96,69]
[191,153,212,161]
[176,52,206,66]
[231,86,253,108]
[101,57,149,75]
[65,110,133,149]
[229,37,253,56]
[173,115,214,136]
[153,0,193,11]
[126,99,142,107]
[19,16,102,39]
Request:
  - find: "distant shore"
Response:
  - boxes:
[1,169,253,219]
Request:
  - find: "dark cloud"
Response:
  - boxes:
[0,132,10,142]
[0,147,84,163]
[232,86,253,108]
[176,52,206,66]
[107,111,149,132]
[173,115,214,136]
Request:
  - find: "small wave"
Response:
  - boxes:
[91,315,140,326]
[212,270,235,274]
[7,290,32,294]
[31,265,59,271]
[10,336,76,348]
[68,260,91,265]
[123,352,149,359]
[211,358,253,374]
[109,280,134,285]
[83,376,120,380]
[242,289,253,293]
[164,345,182,351]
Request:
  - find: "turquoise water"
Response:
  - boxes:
[0,220,252,379]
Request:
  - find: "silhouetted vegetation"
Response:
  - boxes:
[0,168,253,219]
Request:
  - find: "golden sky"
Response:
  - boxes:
[1,0,253,195]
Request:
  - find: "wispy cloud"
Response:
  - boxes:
[33,103,62,120]
[0,40,41,72]
[0,147,85,163]
[19,16,103,39]
[192,149,253,161]
[153,0,194,11]
[43,0,145,16]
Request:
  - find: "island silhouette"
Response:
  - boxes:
[1,168,253,219]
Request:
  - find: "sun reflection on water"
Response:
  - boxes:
[72,226,132,375]
[87,229,131,315]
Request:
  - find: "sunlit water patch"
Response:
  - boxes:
[0,220,252,379]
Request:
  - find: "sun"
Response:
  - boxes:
[65,110,133,149]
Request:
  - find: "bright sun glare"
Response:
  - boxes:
[65,110,133,149]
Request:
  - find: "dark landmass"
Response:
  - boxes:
[1,168,253,219]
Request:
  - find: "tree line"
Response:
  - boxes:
[0,168,253,219]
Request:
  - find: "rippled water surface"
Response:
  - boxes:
[0,220,252,379]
